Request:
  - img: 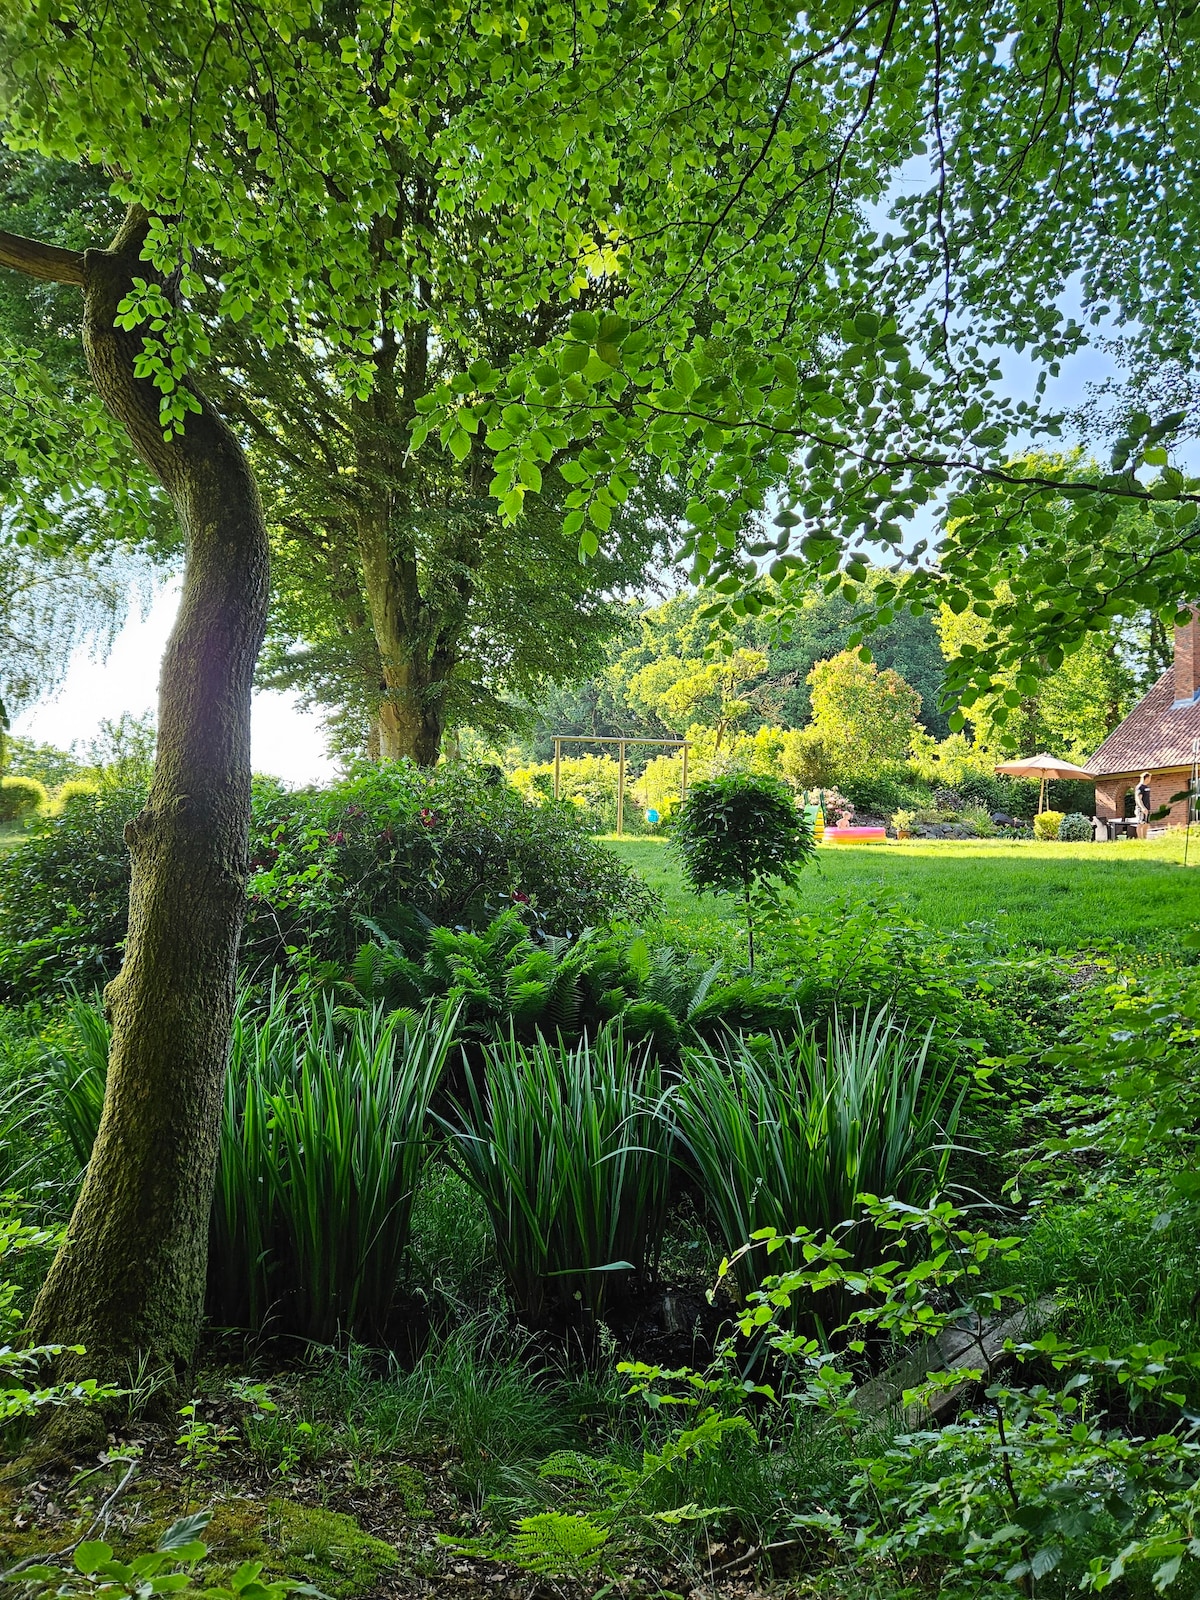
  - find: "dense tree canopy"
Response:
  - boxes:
[5,2,1199,730]
[807,649,922,770]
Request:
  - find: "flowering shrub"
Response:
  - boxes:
[243,762,658,978]
[0,765,656,1000]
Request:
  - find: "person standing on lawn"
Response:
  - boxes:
[1135,772,1153,839]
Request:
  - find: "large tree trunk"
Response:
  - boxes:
[27,207,269,1380]
[359,510,454,765]
[378,682,445,765]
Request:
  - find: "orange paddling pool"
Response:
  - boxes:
[822,826,888,843]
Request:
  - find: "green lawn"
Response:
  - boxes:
[0,825,24,854]
[603,832,1200,950]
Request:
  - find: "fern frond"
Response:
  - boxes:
[509,1512,609,1573]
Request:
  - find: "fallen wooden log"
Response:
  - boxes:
[853,1295,1058,1426]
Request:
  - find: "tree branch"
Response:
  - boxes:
[0,228,86,286]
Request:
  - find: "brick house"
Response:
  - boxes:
[1087,612,1200,826]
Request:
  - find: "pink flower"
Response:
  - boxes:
[328,830,346,845]
[511,890,530,904]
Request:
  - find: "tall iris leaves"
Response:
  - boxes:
[438,1028,673,1328]
[203,997,457,1342]
[47,994,457,1342]
[672,1008,965,1298]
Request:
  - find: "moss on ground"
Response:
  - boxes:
[0,1478,398,1599]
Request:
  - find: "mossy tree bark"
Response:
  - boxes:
[2,206,269,1379]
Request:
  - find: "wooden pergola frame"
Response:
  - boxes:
[552,735,691,836]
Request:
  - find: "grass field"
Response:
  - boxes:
[603,832,1200,950]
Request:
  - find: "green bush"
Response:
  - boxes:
[1059,810,1093,841]
[836,770,926,817]
[0,764,657,1002]
[1033,808,1064,840]
[0,781,146,1001]
[688,975,797,1037]
[4,736,83,793]
[0,776,47,822]
[671,1010,963,1299]
[338,916,809,1060]
[49,778,102,814]
[244,762,657,978]
[438,1027,672,1326]
[954,769,1006,811]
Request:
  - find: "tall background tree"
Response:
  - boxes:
[0,151,678,766]
[521,580,950,760]
[256,462,678,761]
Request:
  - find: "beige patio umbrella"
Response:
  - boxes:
[994,752,1095,814]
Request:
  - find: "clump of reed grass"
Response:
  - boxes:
[439,1026,673,1327]
[672,1007,964,1296]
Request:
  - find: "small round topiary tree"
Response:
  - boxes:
[671,773,817,970]
[0,775,48,823]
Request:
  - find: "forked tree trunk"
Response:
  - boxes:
[19,207,269,1379]
[378,681,446,765]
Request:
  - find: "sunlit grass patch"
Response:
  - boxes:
[604,833,1200,950]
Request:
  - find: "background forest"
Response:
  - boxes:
[472,571,1170,835]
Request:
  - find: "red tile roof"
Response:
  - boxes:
[1087,665,1200,777]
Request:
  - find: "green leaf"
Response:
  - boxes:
[76,1542,114,1574]
[558,343,591,375]
[597,313,630,344]
[568,311,599,343]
